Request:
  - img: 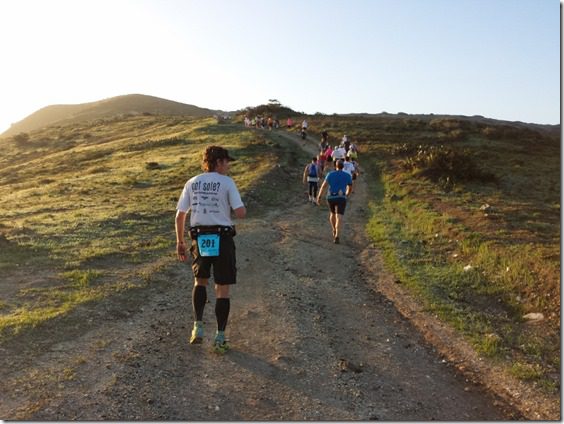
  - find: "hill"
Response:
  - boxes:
[1,94,221,137]
[337,112,560,136]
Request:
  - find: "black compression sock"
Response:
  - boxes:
[192,285,207,321]
[215,298,231,332]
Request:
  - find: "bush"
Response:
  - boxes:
[444,129,466,142]
[390,143,420,156]
[401,144,496,186]
[429,118,461,130]
[481,125,541,142]
[13,132,30,146]
[239,103,296,120]
[145,162,161,170]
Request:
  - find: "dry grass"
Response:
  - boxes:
[0,115,309,338]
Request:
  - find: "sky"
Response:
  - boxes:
[0,0,560,134]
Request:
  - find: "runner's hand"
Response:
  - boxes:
[177,241,187,262]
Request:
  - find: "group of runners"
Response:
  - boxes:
[303,132,360,244]
[243,115,281,130]
[174,126,361,352]
[243,115,310,136]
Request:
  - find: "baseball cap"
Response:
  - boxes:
[205,145,236,162]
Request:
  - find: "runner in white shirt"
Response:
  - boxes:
[175,146,246,353]
[342,156,355,176]
[343,156,358,194]
[332,145,346,162]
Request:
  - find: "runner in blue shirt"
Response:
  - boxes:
[316,159,353,244]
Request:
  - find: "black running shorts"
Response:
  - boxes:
[327,198,347,215]
[190,235,236,284]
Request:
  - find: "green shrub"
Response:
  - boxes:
[401,144,496,185]
[390,143,420,156]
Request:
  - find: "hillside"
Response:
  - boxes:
[0,111,560,419]
[1,94,221,137]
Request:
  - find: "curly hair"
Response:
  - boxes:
[202,145,233,172]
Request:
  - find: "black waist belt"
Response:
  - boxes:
[190,225,236,239]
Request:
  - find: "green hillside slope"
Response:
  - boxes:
[0,113,309,336]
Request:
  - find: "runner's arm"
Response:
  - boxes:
[316,180,328,204]
[175,210,188,262]
[233,206,246,219]
[346,174,353,197]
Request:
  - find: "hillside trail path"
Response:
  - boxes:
[1,130,527,420]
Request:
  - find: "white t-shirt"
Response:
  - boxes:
[332,147,346,160]
[176,172,244,227]
[342,161,355,176]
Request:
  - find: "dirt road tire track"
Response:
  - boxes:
[1,129,548,420]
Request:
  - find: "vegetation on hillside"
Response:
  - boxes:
[237,99,298,120]
[0,114,309,338]
[307,114,560,393]
[0,105,559,395]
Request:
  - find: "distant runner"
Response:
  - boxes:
[300,119,308,140]
[317,152,326,175]
[351,157,360,193]
[342,156,355,177]
[331,144,346,162]
[303,156,321,204]
[323,145,333,170]
[343,156,356,193]
[320,130,329,152]
[342,134,351,153]
[316,159,352,244]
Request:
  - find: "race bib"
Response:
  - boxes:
[197,234,220,257]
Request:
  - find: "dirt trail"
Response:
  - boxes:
[1,130,527,420]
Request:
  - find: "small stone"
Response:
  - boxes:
[523,312,544,322]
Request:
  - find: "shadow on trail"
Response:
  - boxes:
[225,349,354,419]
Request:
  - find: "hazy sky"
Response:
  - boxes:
[0,0,560,134]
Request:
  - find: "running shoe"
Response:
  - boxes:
[334,236,340,244]
[212,331,230,354]
[190,322,204,344]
